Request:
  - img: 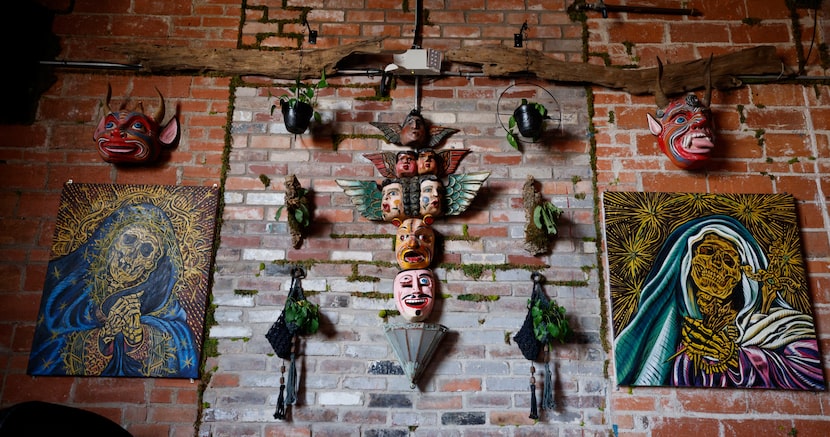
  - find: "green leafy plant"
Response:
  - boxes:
[507,99,548,149]
[530,297,571,347]
[533,201,563,235]
[271,70,328,123]
[276,186,311,229]
[284,297,319,335]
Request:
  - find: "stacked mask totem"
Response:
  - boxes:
[337,109,490,322]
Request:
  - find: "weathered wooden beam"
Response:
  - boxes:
[108,40,784,96]
[443,45,786,95]
[107,38,386,79]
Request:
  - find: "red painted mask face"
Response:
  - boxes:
[93,87,179,164]
[395,152,417,178]
[393,269,435,322]
[647,94,715,170]
[394,217,435,270]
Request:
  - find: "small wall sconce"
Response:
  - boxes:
[304,19,318,44]
[514,22,528,48]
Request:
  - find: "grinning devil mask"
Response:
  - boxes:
[94,85,180,164]
[647,57,715,170]
[393,268,436,322]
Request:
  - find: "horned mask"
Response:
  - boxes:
[647,57,715,170]
[94,85,180,164]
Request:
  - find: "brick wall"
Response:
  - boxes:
[0,1,828,437]
[0,1,236,436]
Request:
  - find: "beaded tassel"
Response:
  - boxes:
[529,365,538,420]
[274,363,286,420]
[285,353,297,405]
[543,361,555,410]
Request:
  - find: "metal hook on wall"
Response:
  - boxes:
[514,22,528,48]
[303,19,318,44]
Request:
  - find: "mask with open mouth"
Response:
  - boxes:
[393,268,435,322]
[647,56,715,170]
[394,217,435,270]
[94,84,179,164]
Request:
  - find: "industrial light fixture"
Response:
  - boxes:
[384,48,442,76]
[384,322,448,388]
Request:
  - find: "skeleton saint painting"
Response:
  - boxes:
[28,183,219,378]
[602,192,825,390]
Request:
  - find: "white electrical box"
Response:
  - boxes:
[388,48,442,75]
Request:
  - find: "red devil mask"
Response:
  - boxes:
[94,85,180,164]
[647,57,715,170]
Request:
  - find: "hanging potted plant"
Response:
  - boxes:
[272,70,328,134]
[507,98,549,149]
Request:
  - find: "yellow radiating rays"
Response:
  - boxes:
[713,193,795,248]
[603,192,809,336]
[49,183,219,350]
[606,222,656,280]
[608,274,643,334]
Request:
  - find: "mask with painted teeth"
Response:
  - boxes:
[393,268,435,322]
[393,217,435,270]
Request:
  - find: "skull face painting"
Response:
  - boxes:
[93,86,180,164]
[394,217,435,270]
[393,269,435,322]
[28,202,199,378]
[690,233,741,300]
[647,95,715,170]
[107,223,164,289]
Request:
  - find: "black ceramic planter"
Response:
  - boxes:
[281,100,314,134]
[513,104,543,139]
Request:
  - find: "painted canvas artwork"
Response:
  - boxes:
[28,183,219,378]
[602,192,825,390]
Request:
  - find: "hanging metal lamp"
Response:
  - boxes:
[383,322,448,388]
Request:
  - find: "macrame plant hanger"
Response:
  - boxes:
[265,266,307,421]
[513,272,556,419]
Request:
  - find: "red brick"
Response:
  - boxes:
[652,417,721,436]
[608,22,666,44]
[677,390,747,414]
[641,172,708,193]
[438,377,481,392]
[669,23,730,43]
[730,23,792,44]
[149,405,198,423]
[707,174,775,193]
[2,374,74,404]
[1,164,48,190]
[74,378,148,404]
[264,425,313,437]
[611,394,657,411]
[126,424,170,437]
[0,292,40,321]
